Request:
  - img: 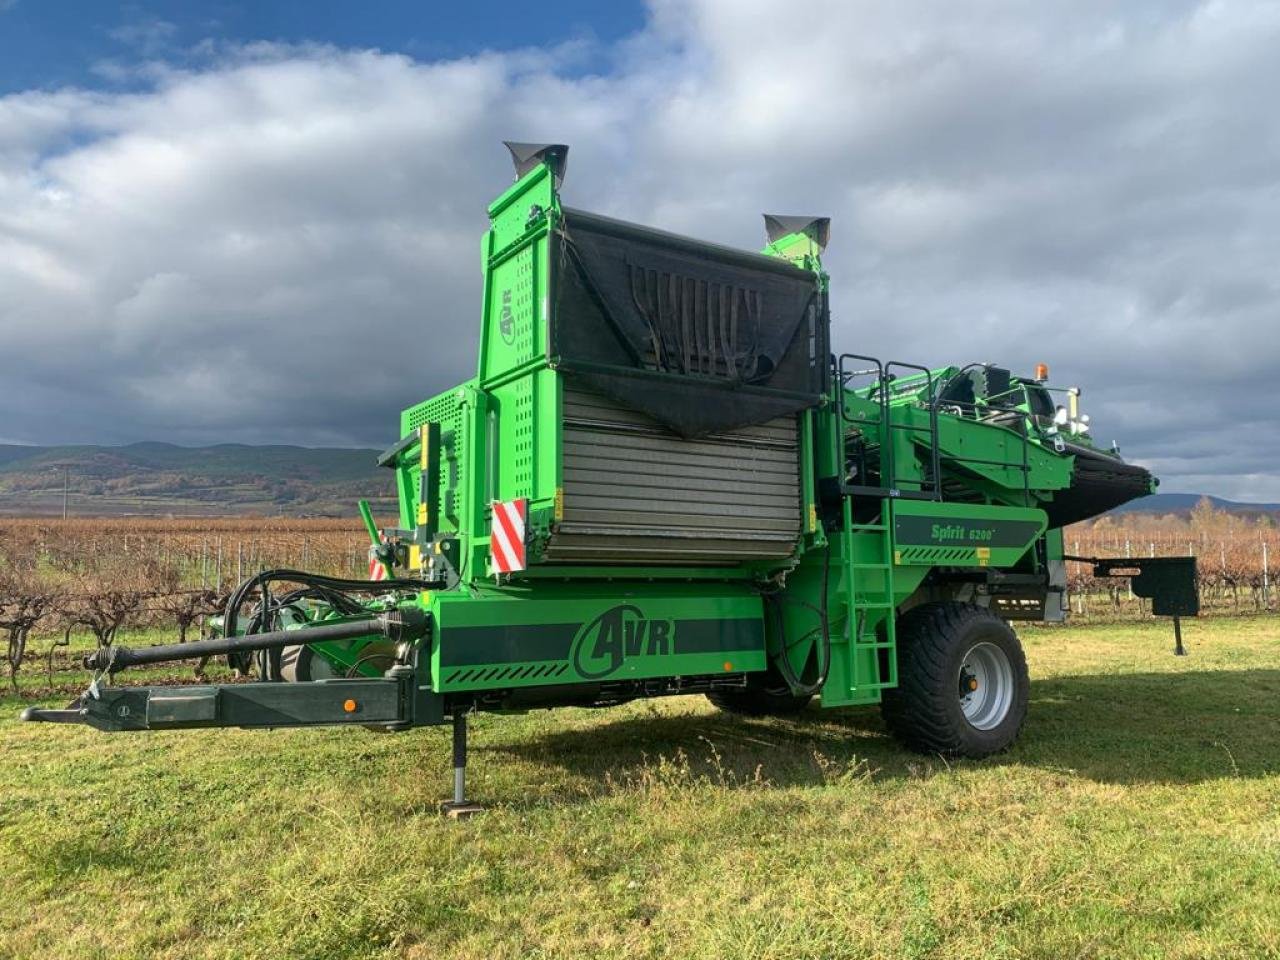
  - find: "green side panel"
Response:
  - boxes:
[471,163,561,570]
[890,500,1047,568]
[399,383,489,577]
[477,165,556,386]
[1045,526,1064,563]
[480,239,547,382]
[927,409,1074,495]
[427,582,766,692]
[487,367,559,521]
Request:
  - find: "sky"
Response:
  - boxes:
[0,0,1277,501]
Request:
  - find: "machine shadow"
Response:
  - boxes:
[488,668,1280,800]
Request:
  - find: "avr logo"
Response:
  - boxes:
[498,288,516,345]
[571,604,674,679]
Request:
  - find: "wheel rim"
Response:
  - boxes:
[957,641,1014,731]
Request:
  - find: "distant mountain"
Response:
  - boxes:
[3,441,1271,521]
[1108,493,1280,515]
[0,442,395,517]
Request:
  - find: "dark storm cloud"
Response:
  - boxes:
[1,1,1277,497]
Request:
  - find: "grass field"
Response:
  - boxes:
[3,616,1279,959]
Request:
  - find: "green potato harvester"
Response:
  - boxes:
[23,143,1198,812]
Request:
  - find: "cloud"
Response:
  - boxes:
[108,18,179,55]
[1,1,1278,500]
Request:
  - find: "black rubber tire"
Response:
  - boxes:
[706,685,813,717]
[881,602,1029,758]
[279,644,325,682]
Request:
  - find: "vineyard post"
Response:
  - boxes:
[216,537,222,588]
[1144,542,1155,615]
[1264,541,1270,608]
[237,541,243,584]
[1073,539,1084,615]
[1221,542,1229,610]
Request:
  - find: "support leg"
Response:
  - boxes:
[1173,616,1186,657]
[441,711,484,819]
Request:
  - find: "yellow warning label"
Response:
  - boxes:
[894,550,902,565]
[408,544,422,570]
[976,546,991,567]
[807,503,817,533]
[419,425,429,470]
[554,486,564,522]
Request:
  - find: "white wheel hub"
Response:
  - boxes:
[958,641,1014,731]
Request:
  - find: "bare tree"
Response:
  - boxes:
[75,589,149,647]
[0,570,60,691]
[150,566,221,644]
[158,589,221,643]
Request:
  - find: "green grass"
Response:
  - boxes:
[3,616,1280,959]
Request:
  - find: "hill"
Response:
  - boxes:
[0,442,395,517]
[1109,493,1280,516]
[2,442,1272,521]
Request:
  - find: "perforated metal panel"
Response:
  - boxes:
[547,384,802,564]
[404,390,466,530]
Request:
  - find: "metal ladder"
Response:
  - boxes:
[840,497,899,693]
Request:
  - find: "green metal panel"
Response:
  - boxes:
[477,165,555,387]
[399,382,489,577]
[426,581,766,692]
[927,410,1072,496]
[467,161,563,573]
[487,367,559,519]
[890,500,1047,568]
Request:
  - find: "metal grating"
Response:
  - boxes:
[548,384,802,564]
[514,377,534,494]
[513,247,535,362]
[405,391,466,528]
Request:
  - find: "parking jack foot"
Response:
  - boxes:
[440,711,484,819]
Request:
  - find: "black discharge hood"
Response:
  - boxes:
[1046,441,1156,527]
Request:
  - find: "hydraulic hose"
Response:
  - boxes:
[222,568,436,640]
[763,543,833,698]
[83,608,427,673]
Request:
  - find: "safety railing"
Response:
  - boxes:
[836,354,940,501]
[836,353,1041,506]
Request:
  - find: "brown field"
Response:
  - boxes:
[0,515,378,584]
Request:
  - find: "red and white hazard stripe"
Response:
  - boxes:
[490,498,527,574]
[368,539,388,581]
